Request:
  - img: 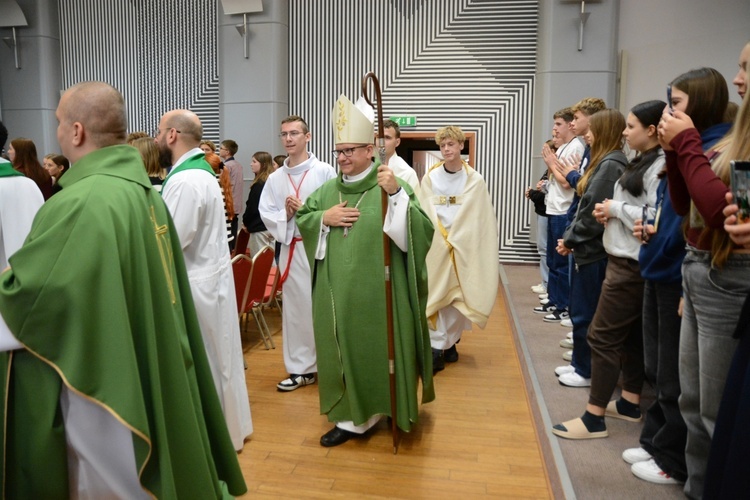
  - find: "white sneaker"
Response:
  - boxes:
[558,371,591,387]
[559,337,574,349]
[622,447,653,464]
[562,350,572,361]
[560,318,573,328]
[555,365,575,376]
[531,284,547,294]
[277,373,317,391]
[631,459,681,485]
[566,331,573,340]
[540,298,550,305]
[538,293,549,300]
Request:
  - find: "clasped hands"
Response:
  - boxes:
[556,238,572,256]
[593,199,611,226]
[322,165,399,228]
[285,195,302,220]
[542,142,580,178]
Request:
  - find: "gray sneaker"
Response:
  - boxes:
[277,373,316,392]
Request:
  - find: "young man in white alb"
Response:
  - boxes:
[259,116,336,391]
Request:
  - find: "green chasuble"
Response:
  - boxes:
[0,145,246,498]
[296,165,435,432]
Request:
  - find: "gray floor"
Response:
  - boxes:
[502,264,684,500]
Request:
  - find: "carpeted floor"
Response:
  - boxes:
[502,264,684,500]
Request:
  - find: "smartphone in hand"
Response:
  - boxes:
[667,85,674,115]
[641,204,650,242]
[730,160,750,224]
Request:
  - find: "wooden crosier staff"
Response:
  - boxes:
[361,71,400,454]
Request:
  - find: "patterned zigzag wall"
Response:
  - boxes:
[59,0,221,142]
[289,0,539,262]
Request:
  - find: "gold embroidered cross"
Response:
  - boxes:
[336,100,347,141]
[151,205,176,304]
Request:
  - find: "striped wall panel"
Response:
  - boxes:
[59,0,221,142]
[289,0,539,263]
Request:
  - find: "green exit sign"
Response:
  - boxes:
[390,115,417,127]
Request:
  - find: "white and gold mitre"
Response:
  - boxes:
[331,94,374,145]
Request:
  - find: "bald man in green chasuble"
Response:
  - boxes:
[296,94,435,448]
[0,82,245,498]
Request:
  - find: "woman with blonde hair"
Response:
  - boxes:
[243,151,275,257]
[132,137,165,192]
[200,140,218,155]
[550,109,627,435]
[658,66,742,498]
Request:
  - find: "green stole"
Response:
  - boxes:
[162,152,214,189]
[0,161,23,178]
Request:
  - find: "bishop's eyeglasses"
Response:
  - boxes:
[332,145,369,158]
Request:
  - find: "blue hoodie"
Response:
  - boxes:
[639,177,685,284]
[639,122,730,283]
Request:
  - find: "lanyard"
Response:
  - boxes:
[287,169,310,198]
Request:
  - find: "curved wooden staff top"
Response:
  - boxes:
[362,72,387,164]
[361,71,399,454]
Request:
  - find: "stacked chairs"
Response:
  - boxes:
[231,245,276,349]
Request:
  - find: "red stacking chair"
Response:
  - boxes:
[262,266,283,314]
[231,253,253,319]
[243,245,275,349]
[232,227,250,258]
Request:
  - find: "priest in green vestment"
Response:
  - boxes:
[0,82,246,498]
[296,94,435,448]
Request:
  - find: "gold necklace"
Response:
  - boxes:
[339,190,368,237]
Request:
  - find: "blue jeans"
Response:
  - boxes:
[679,249,750,499]
[546,215,569,310]
[640,280,687,482]
[569,257,607,379]
[536,215,549,288]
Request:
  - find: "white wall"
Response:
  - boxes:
[618,0,750,110]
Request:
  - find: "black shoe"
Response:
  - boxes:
[320,426,356,447]
[444,345,459,363]
[432,348,445,374]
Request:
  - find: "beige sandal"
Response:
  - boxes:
[605,400,643,423]
[552,417,609,440]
